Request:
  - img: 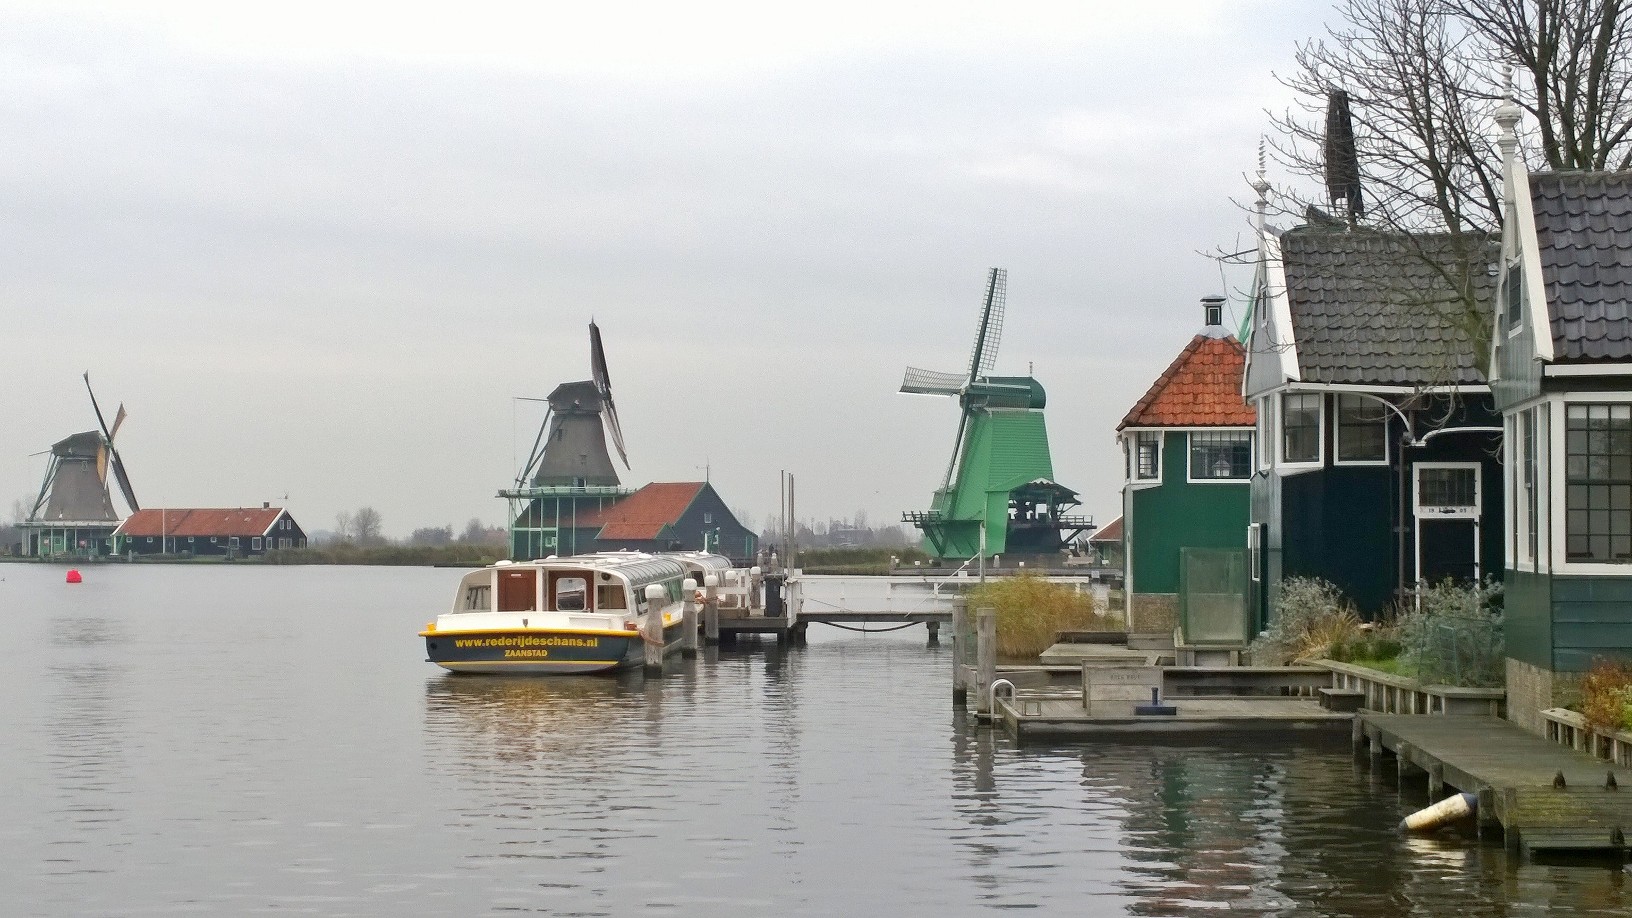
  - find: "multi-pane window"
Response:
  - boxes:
[1335,394,1387,462]
[1189,431,1252,480]
[1420,467,1478,508]
[1565,403,1632,563]
[1134,431,1160,480]
[1282,393,1321,463]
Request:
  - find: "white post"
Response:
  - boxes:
[680,577,698,657]
[749,566,763,612]
[643,583,666,675]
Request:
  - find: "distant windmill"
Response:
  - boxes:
[24,376,139,557]
[1324,89,1363,224]
[900,269,1090,560]
[515,322,630,489]
[505,322,637,559]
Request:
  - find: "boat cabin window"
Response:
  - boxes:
[596,584,626,610]
[554,576,588,611]
[462,584,491,611]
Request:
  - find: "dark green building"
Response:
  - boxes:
[1487,100,1632,733]
[1240,193,1502,628]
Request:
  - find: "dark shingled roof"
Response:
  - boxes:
[1281,227,1497,387]
[1530,171,1632,361]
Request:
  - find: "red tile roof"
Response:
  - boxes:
[1118,336,1255,429]
[1089,515,1122,543]
[593,482,705,541]
[115,508,288,538]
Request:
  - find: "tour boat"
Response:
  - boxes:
[420,552,719,674]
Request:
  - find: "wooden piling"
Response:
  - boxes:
[679,578,698,657]
[1428,763,1445,801]
[951,600,968,705]
[976,607,996,718]
[926,621,940,646]
[643,584,665,675]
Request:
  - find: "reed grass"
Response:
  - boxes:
[967,572,1119,659]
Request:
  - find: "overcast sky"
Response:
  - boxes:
[2,0,1332,539]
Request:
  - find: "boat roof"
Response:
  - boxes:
[485,552,690,583]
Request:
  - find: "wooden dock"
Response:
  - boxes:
[1358,713,1632,855]
[995,693,1349,741]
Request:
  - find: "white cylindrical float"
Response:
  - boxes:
[1400,792,1478,832]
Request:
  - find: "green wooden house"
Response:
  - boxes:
[1487,99,1632,733]
[1117,297,1255,642]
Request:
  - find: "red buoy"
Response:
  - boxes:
[66,569,83,584]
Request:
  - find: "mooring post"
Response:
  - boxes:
[679,578,699,657]
[749,566,763,613]
[976,607,996,719]
[703,596,720,644]
[926,621,940,646]
[643,584,666,675]
[702,574,720,645]
[951,599,968,705]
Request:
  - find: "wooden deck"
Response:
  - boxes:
[994,694,1349,741]
[1359,713,1632,855]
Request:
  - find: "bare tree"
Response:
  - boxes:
[1269,0,1632,361]
[334,510,355,543]
[353,506,385,546]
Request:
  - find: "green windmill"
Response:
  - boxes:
[900,268,1093,561]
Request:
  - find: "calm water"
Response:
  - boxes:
[1,564,1627,917]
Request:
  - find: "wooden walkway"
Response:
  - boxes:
[1359,713,1632,855]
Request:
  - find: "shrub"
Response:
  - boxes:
[1395,578,1504,687]
[1252,577,1361,664]
[1580,659,1632,734]
[967,572,1118,659]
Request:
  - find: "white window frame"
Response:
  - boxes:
[1128,430,1162,486]
[1247,523,1262,583]
[1279,391,1324,469]
[1332,393,1390,466]
[252,536,263,551]
[1185,429,1254,484]
[1553,395,1632,572]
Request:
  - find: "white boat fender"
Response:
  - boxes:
[1400,792,1478,832]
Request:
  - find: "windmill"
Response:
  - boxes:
[505,322,635,559]
[899,269,1091,560]
[22,375,139,557]
[515,321,629,489]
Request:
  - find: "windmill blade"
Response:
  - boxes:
[900,367,966,397]
[96,443,109,484]
[965,268,1007,381]
[589,321,630,469]
[30,455,60,519]
[941,406,973,491]
[109,403,128,442]
[109,453,139,512]
[83,373,139,512]
[516,406,554,487]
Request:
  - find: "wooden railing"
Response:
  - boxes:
[1540,708,1632,767]
[1313,660,1505,716]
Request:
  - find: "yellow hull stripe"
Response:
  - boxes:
[420,627,637,638]
[435,659,624,668]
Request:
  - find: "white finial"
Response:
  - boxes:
[1251,136,1270,198]
[1494,66,1522,158]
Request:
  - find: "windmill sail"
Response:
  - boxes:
[83,373,139,512]
[589,321,629,469]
